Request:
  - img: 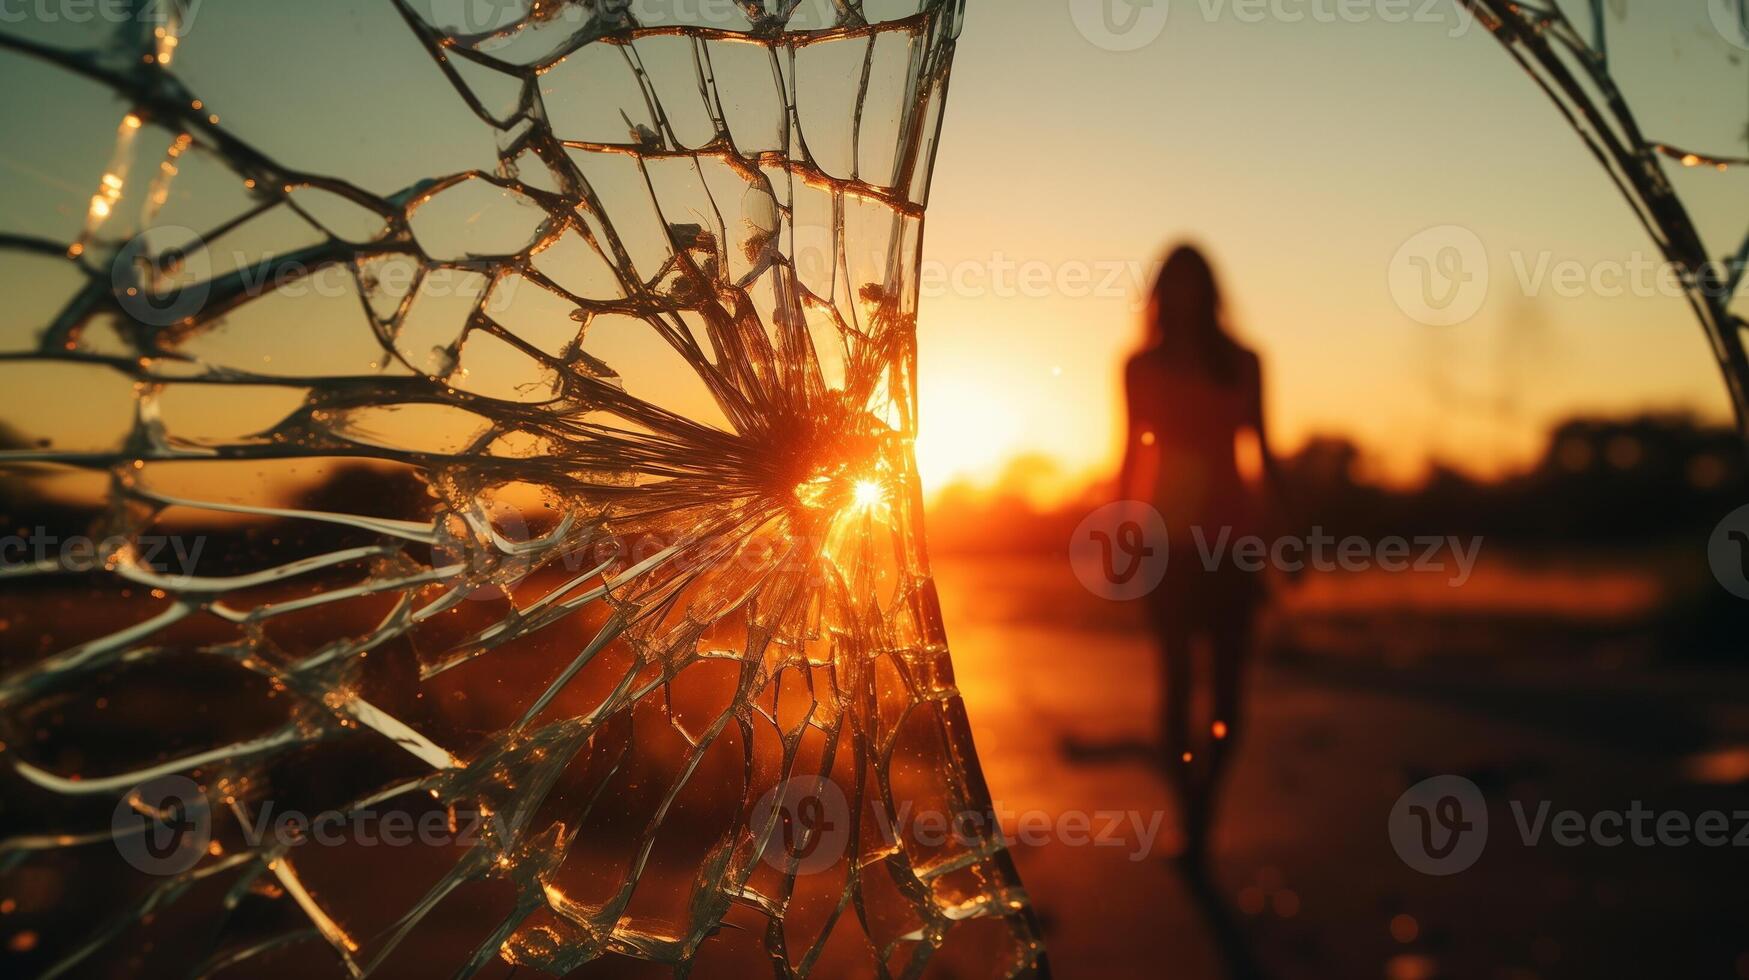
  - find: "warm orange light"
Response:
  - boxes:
[796,475,885,513]
[794,475,832,509]
[852,478,883,509]
[915,373,1023,493]
[1390,913,1419,943]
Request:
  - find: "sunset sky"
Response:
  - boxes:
[2,1,1743,507]
[914,2,1744,497]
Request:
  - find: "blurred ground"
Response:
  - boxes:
[933,554,1749,980]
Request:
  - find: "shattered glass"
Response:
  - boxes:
[0,1,1047,975]
[1465,0,1749,419]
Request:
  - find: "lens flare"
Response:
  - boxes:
[852,478,884,509]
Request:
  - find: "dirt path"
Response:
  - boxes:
[933,556,1749,980]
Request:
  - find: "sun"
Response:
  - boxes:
[851,478,884,509]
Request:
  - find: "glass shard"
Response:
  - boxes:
[0,1,1046,975]
[1466,0,1749,423]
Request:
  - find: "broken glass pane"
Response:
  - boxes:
[0,1,1046,975]
[1466,0,1749,420]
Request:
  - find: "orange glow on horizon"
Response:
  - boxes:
[915,372,1029,495]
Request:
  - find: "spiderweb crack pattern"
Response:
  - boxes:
[0,1,1046,975]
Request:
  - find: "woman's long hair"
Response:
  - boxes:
[1144,244,1243,383]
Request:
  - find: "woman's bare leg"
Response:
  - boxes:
[1151,604,1193,777]
[1198,611,1255,854]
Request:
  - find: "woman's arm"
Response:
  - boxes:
[1246,352,1290,520]
[1117,357,1151,501]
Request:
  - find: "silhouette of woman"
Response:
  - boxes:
[1118,244,1280,869]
